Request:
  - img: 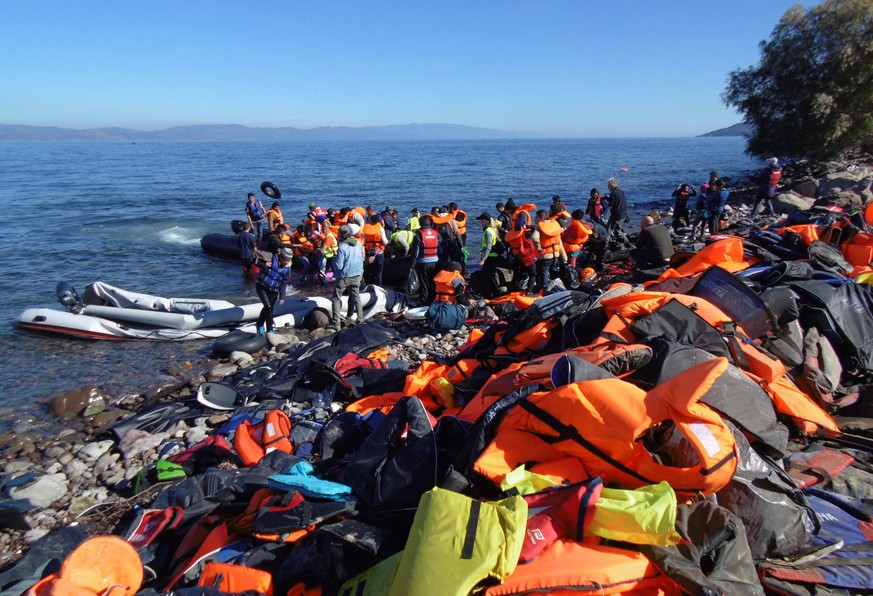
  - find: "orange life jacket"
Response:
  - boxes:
[842,232,873,267]
[475,358,738,495]
[550,209,571,225]
[353,206,367,218]
[362,222,385,255]
[510,204,536,230]
[562,220,592,254]
[451,209,467,236]
[536,219,563,257]
[233,409,294,466]
[265,208,284,230]
[198,562,274,595]
[504,229,525,255]
[433,269,465,303]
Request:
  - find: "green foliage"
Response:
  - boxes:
[723,0,873,159]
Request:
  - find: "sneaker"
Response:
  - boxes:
[256,326,265,334]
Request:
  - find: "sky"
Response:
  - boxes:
[0,1,811,137]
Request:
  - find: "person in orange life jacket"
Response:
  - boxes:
[532,209,567,292]
[671,183,697,229]
[585,188,607,228]
[434,261,470,306]
[265,201,284,232]
[289,223,315,276]
[341,207,366,231]
[752,157,783,216]
[255,248,293,334]
[245,192,267,241]
[562,209,592,269]
[580,218,609,272]
[381,205,398,234]
[362,214,389,287]
[433,206,465,273]
[448,201,468,246]
[329,225,365,330]
[319,219,338,285]
[301,217,326,283]
[409,215,442,305]
[506,197,533,230]
[630,214,675,270]
[495,201,512,240]
[549,203,571,228]
[262,223,287,255]
[237,221,258,281]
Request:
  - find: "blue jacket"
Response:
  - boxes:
[333,239,365,279]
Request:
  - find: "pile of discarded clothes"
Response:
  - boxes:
[9,234,873,595]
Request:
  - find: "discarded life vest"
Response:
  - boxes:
[434,269,465,303]
[233,409,294,466]
[475,358,738,494]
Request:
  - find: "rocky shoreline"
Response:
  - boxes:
[1,149,871,575]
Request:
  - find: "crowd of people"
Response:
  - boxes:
[240,159,783,332]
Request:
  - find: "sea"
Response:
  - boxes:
[0,137,758,431]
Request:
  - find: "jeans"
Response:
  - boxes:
[252,220,265,242]
[332,275,364,325]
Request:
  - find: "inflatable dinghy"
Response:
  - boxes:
[17,281,407,341]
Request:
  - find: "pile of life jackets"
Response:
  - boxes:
[14,233,873,595]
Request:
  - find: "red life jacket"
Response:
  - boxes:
[769,167,782,187]
[419,228,439,260]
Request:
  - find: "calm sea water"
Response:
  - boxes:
[0,138,756,428]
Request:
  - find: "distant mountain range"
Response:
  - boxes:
[699,122,753,137]
[0,123,538,141]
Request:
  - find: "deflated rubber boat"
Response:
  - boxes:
[17,281,407,341]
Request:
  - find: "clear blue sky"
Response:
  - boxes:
[1,1,809,137]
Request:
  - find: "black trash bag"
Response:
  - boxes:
[640,500,764,596]
[404,268,420,297]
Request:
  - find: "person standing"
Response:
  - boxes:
[706,179,729,235]
[752,157,782,215]
[409,215,441,304]
[245,192,267,241]
[237,221,258,281]
[362,214,389,287]
[330,225,365,330]
[255,248,293,334]
[265,202,284,233]
[585,188,606,227]
[671,183,696,229]
[531,209,567,292]
[562,210,592,269]
[476,212,500,269]
[605,178,628,244]
[495,202,512,240]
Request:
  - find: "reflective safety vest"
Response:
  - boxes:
[392,229,414,248]
[482,226,498,258]
[562,219,592,255]
[322,231,338,258]
[246,200,266,221]
[409,215,421,232]
[256,256,290,291]
[475,358,738,495]
[362,222,386,255]
[536,220,563,257]
[418,228,439,261]
[451,209,468,236]
[265,208,284,230]
[511,204,536,230]
[434,269,465,303]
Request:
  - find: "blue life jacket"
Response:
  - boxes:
[257,256,289,290]
[247,200,266,220]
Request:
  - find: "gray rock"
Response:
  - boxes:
[184,427,209,446]
[266,332,298,348]
[208,363,239,381]
[44,463,62,475]
[10,473,68,508]
[124,465,141,481]
[789,178,819,198]
[64,458,89,478]
[49,385,105,417]
[229,351,255,366]
[817,168,872,197]
[43,446,66,460]
[772,192,815,213]
[4,460,33,475]
[67,495,100,517]
[82,396,106,418]
[117,429,165,461]
[77,440,114,461]
[57,452,74,466]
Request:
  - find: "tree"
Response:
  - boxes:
[723,0,873,160]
